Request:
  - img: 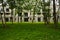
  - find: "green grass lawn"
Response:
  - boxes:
[0,23,60,40]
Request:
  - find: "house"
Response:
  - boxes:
[0,0,60,22]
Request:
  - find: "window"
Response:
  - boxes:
[5,18,9,22]
[6,8,9,12]
[24,13,28,16]
[20,17,22,22]
[37,13,41,15]
[18,13,22,16]
[6,13,10,15]
[24,18,28,22]
[30,18,31,20]
[42,13,45,15]
[38,17,41,22]
[10,17,13,22]
[1,13,3,15]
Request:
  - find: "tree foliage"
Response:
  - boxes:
[7,0,16,9]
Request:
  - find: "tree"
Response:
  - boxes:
[23,0,33,22]
[42,0,47,24]
[33,0,37,23]
[45,0,51,24]
[58,0,60,23]
[16,0,24,23]
[0,0,7,27]
[7,0,16,24]
[42,0,51,24]
[53,0,57,27]
[0,10,4,27]
[47,0,51,24]
[0,0,4,27]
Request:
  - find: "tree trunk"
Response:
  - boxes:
[18,9,22,23]
[18,13,19,23]
[32,7,35,23]
[2,0,6,27]
[53,0,57,27]
[11,9,13,24]
[3,5,6,27]
[42,0,47,24]
[47,0,50,24]
[20,9,22,22]
[0,12,4,27]
[58,0,60,22]
[32,0,37,23]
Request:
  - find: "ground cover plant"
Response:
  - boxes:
[0,23,60,40]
